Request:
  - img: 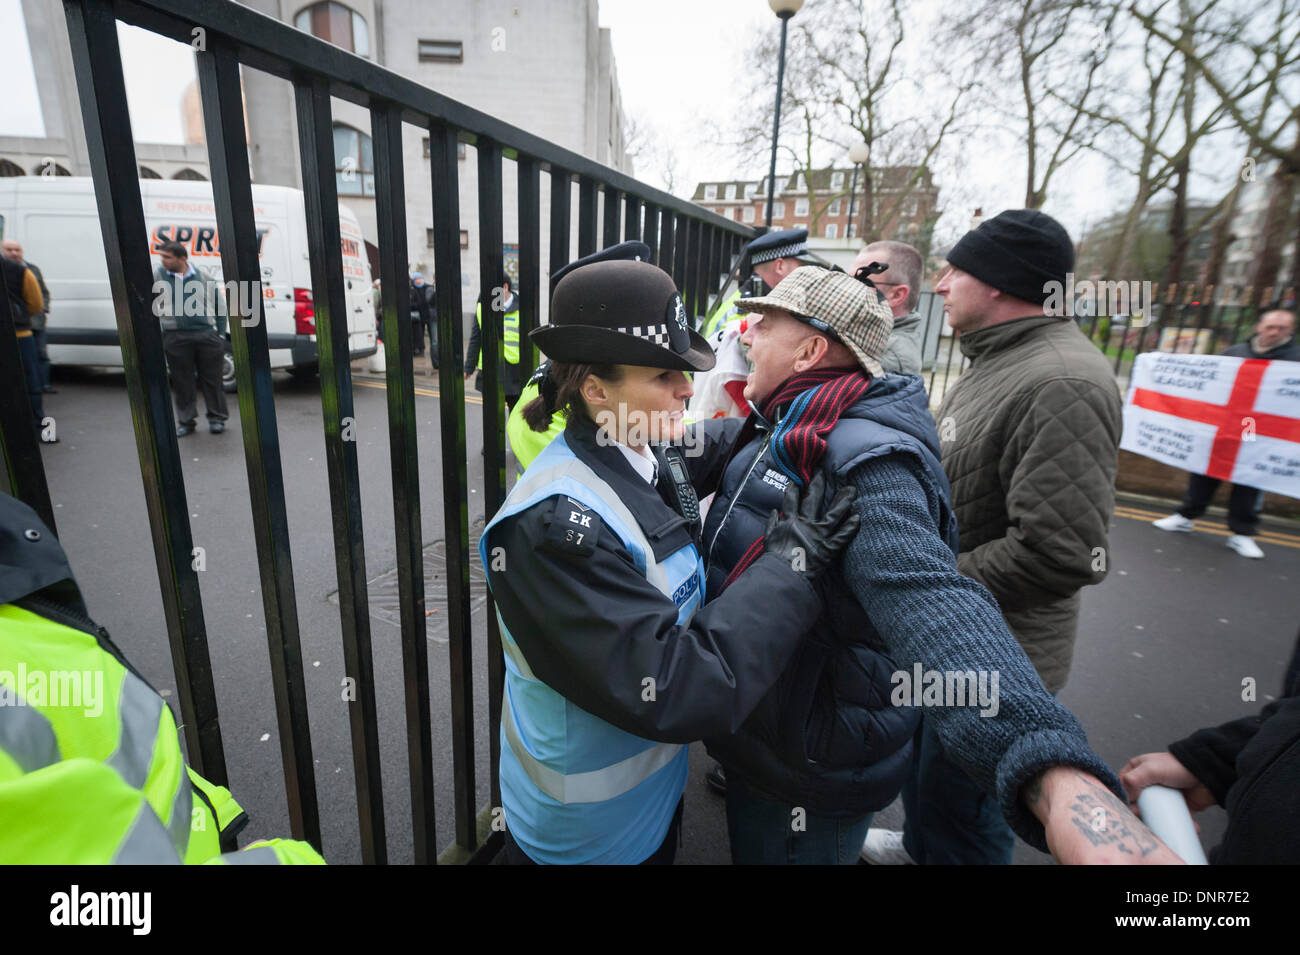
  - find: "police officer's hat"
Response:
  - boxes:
[532,242,716,372]
[746,228,814,267]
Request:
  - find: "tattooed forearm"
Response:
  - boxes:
[1066,771,1161,857]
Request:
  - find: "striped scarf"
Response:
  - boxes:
[720,367,870,591]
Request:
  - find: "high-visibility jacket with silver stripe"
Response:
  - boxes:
[479,435,705,864]
[474,300,521,366]
[702,288,743,340]
[0,603,323,865]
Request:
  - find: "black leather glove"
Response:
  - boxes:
[762,471,860,579]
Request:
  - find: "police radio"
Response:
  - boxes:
[656,445,700,527]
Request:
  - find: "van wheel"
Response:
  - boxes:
[222,347,237,393]
[287,364,318,380]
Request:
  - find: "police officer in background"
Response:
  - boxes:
[700,228,827,341]
[466,275,522,410]
[480,244,861,864]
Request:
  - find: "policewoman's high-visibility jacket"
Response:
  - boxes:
[0,495,324,865]
[477,416,823,864]
[505,378,565,475]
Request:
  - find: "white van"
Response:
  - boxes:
[0,177,377,387]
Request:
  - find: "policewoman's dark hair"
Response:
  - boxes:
[521,362,624,432]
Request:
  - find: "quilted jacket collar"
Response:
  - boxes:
[958,314,1070,362]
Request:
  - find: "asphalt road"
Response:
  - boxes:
[28,363,1300,865]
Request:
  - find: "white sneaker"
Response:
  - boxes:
[1152,514,1195,532]
[859,828,916,865]
[1226,535,1265,559]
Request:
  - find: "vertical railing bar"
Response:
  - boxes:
[681,218,700,321]
[706,227,722,314]
[293,74,385,864]
[476,139,507,847]
[577,178,597,257]
[517,158,542,382]
[662,212,678,282]
[549,169,573,299]
[623,194,641,243]
[196,39,320,849]
[370,101,436,864]
[62,0,228,786]
[641,203,659,266]
[602,186,622,249]
[428,120,477,854]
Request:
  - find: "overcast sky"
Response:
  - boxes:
[0,0,1239,247]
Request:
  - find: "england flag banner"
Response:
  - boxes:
[1121,352,1300,500]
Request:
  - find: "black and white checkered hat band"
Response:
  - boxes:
[750,242,806,265]
[617,323,672,347]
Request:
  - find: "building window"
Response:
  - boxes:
[828,198,841,215]
[459,230,470,249]
[173,168,206,181]
[770,201,785,219]
[418,39,464,62]
[704,184,718,200]
[793,172,804,190]
[333,124,374,196]
[742,206,755,223]
[831,171,844,189]
[902,197,919,218]
[724,183,736,200]
[825,223,838,239]
[773,177,787,195]
[139,166,163,179]
[794,198,810,217]
[744,182,757,199]
[426,228,435,248]
[295,2,369,57]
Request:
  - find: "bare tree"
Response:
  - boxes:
[942,0,1118,210]
[729,0,970,244]
[1134,0,1300,301]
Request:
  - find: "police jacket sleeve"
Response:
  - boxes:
[487,500,822,743]
[682,417,746,497]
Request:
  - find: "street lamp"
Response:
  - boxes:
[847,141,868,239]
[764,0,804,228]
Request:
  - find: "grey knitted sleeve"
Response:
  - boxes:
[842,451,1125,851]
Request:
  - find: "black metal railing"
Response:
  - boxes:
[0,0,752,865]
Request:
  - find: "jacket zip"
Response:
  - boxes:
[706,437,769,564]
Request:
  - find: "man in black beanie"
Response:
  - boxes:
[862,209,1124,865]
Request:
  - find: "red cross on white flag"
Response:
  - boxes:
[1121,352,1300,500]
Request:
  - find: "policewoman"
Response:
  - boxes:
[479,244,861,865]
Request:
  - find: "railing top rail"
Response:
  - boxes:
[113,0,752,237]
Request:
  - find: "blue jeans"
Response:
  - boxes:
[901,716,1016,865]
[725,773,873,865]
[32,326,51,389]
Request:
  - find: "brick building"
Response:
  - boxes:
[690,165,939,247]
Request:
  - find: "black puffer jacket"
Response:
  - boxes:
[1168,631,1300,864]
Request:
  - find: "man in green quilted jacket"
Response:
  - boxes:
[863,209,1123,866]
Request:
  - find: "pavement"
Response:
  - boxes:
[26,364,1300,864]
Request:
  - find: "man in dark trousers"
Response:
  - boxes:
[1152,306,1299,558]
[2,240,52,394]
[409,272,436,364]
[2,253,47,438]
[153,241,228,436]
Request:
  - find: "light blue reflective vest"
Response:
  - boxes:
[479,434,706,864]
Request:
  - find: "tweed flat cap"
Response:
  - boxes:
[740,265,893,377]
